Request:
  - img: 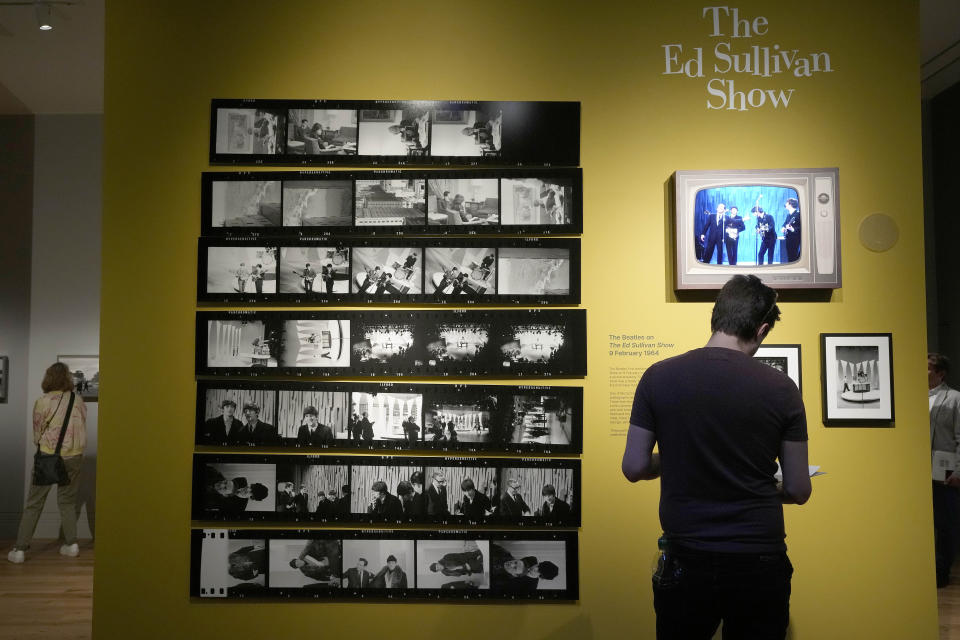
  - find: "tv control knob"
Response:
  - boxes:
[817,192,830,204]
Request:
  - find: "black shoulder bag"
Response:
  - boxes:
[33,391,75,486]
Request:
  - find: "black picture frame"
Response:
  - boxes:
[191,527,579,601]
[820,333,894,426]
[192,454,581,527]
[198,237,581,306]
[196,309,587,378]
[753,344,802,392]
[200,168,582,237]
[209,99,580,167]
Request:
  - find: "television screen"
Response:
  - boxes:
[694,185,801,266]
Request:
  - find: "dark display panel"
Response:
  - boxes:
[194,454,580,527]
[201,168,582,237]
[192,528,578,601]
[210,99,580,167]
[196,309,587,378]
[197,380,582,455]
[199,237,580,306]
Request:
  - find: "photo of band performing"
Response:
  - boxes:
[192,528,578,600]
[196,381,582,454]
[694,185,803,266]
[200,168,582,236]
[199,239,579,305]
[193,454,580,526]
[209,99,579,167]
[197,310,586,377]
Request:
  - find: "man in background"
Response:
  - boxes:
[622,274,810,640]
[930,353,960,587]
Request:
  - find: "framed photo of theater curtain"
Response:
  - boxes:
[820,333,894,426]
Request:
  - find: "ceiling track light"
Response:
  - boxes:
[35,2,53,31]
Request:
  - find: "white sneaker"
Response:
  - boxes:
[7,549,24,563]
[59,543,79,557]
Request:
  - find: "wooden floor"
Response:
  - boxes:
[0,539,93,640]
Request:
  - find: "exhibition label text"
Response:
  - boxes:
[662,6,834,111]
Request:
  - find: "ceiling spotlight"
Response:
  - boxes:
[35,2,53,30]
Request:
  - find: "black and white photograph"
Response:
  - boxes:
[430,108,502,158]
[425,248,496,298]
[278,246,350,295]
[509,393,573,446]
[198,533,268,597]
[206,319,278,368]
[491,540,568,593]
[425,391,503,445]
[500,177,571,225]
[200,388,278,444]
[0,356,7,403]
[352,321,418,366]
[277,390,350,443]
[499,323,568,366]
[197,462,277,516]
[57,355,100,403]
[821,333,894,425]
[496,468,575,523]
[210,179,282,228]
[206,246,277,295]
[422,466,498,521]
[358,108,430,157]
[355,179,426,227]
[415,540,490,590]
[281,319,351,368]
[754,344,802,392]
[351,247,423,297]
[498,247,570,296]
[341,539,415,589]
[275,463,349,516]
[282,180,353,227]
[287,109,358,156]
[349,464,423,520]
[424,322,493,366]
[349,392,423,445]
[426,178,499,226]
[215,107,286,155]
[269,538,341,589]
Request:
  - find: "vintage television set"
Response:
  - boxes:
[673,168,840,290]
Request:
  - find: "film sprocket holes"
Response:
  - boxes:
[197,381,583,455]
[210,99,580,167]
[197,310,587,378]
[191,528,579,601]
[199,238,580,306]
[193,454,581,527]
[201,168,582,237]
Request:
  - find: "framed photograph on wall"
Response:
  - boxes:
[0,356,8,403]
[57,355,100,403]
[820,333,894,426]
[753,344,801,392]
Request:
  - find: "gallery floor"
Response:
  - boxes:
[1,538,960,639]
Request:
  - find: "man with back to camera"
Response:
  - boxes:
[621,274,811,640]
[929,353,960,587]
[699,203,727,265]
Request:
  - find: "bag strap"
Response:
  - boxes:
[52,392,75,456]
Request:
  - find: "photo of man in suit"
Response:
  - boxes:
[754,206,778,265]
[242,402,277,443]
[408,472,427,517]
[202,399,247,443]
[426,471,449,515]
[782,198,802,263]
[372,555,408,589]
[722,205,747,266]
[499,478,531,519]
[700,203,726,265]
[297,405,333,445]
[428,547,484,577]
[288,539,339,586]
[342,558,375,588]
[457,478,492,520]
[538,484,571,522]
[367,480,404,519]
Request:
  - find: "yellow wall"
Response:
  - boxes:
[97,1,935,637]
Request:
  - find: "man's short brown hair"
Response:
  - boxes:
[930,353,951,376]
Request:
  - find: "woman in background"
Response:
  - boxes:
[8,362,87,563]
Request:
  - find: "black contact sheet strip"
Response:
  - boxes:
[192,528,579,601]
[194,454,580,527]
[197,380,582,455]
[210,99,580,167]
[198,237,580,306]
[200,168,582,237]
[197,309,587,378]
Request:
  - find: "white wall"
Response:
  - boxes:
[0,116,34,537]
[23,114,102,540]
